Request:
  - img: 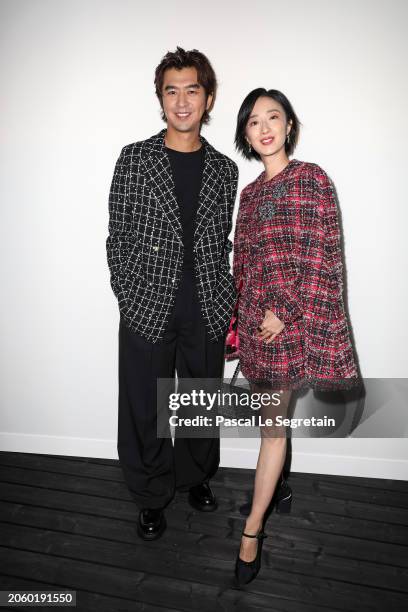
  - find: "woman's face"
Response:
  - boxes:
[245,96,291,159]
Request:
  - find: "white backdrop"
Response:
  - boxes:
[1,0,407,479]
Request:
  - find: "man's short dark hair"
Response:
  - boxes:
[235,88,301,159]
[154,47,217,125]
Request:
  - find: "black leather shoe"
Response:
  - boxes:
[235,529,268,586]
[239,475,292,517]
[188,481,218,512]
[137,508,166,540]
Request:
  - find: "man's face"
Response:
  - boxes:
[161,66,213,134]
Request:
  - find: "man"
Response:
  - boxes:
[106,47,238,540]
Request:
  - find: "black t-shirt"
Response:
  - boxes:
[166,145,205,270]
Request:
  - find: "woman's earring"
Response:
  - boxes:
[248,142,252,153]
[286,133,290,143]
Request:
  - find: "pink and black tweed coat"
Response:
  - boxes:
[233,159,358,389]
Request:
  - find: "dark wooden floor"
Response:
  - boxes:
[0,452,407,611]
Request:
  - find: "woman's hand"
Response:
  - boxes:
[257,309,285,344]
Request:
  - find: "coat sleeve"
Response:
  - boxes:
[304,168,358,380]
[297,169,336,323]
[222,161,239,271]
[232,188,250,293]
[259,167,339,325]
[106,145,133,312]
[318,173,344,303]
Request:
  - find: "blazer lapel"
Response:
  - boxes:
[141,130,223,246]
[141,130,183,244]
[194,141,224,243]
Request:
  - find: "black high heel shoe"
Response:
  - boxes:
[235,529,268,585]
[239,475,292,517]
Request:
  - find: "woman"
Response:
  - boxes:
[232,88,359,585]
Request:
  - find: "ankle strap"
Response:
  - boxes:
[242,531,267,539]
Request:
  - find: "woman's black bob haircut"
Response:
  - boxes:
[235,88,300,160]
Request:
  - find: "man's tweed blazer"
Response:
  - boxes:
[106,129,239,343]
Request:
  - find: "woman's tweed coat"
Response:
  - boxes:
[233,159,358,389]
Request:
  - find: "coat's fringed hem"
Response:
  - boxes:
[247,375,362,392]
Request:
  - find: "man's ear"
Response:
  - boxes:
[206,93,214,112]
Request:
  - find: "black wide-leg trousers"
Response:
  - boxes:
[117,269,226,509]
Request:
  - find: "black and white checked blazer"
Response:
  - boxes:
[106,129,239,343]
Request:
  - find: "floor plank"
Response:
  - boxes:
[0,452,407,612]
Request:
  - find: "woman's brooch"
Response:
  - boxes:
[258,183,288,221]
